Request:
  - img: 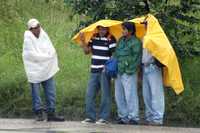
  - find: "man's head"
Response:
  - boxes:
[122,22,136,37]
[97,26,109,37]
[27,18,41,38]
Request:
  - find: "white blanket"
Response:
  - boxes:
[22,28,59,83]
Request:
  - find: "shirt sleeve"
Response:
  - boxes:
[108,36,117,54]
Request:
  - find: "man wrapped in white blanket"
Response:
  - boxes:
[22,18,64,122]
[23,26,59,83]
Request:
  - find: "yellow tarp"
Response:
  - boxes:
[72,20,123,45]
[72,14,184,95]
[129,14,184,94]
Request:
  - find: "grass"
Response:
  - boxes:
[0,0,90,119]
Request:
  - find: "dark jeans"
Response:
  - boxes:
[85,72,111,120]
[30,77,56,113]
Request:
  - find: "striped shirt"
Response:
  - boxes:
[88,33,116,73]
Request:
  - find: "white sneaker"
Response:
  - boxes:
[81,118,95,124]
[95,119,108,125]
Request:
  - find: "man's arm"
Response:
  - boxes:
[22,36,53,62]
[131,39,142,65]
[79,32,91,55]
[108,36,117,54]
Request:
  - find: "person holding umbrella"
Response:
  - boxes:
[79,25,117,124]
[141,20,165,125]
[129,14,184,125]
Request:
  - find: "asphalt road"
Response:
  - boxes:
[0,119,199,133]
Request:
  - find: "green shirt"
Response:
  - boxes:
[114,35,142,75]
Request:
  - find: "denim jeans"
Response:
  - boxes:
[30,77,56,113]
[115,73,139,123]
[142,64,165,124]
[85,72,111,121]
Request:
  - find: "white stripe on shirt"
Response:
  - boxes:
[94,37,108,41]
[91,65,104,68]
[109,43,116,48]
[93,46,109,50]
[100,37,109,41]
[92,55,110,60]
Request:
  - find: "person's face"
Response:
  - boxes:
[122,25,129,37]
[98,26,108,37]
[30,24,41,38]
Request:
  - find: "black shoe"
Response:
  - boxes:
[116,118,128,125]
[129,119,138,125]
[35,110,45,121]
[117,120,127,124]
[47,112,65,122]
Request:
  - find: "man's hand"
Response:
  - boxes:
[82,45,91,55]
[79,32,91,54]
[79,32,85,43]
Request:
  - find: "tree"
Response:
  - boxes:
[66,0,200,57]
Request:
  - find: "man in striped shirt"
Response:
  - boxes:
[80,26,116,124]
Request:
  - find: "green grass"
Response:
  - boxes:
[0,0,90,119]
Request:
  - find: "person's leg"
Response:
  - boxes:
[122,74,139,123]
[42,77,64,121]
[42,77,56,112]
[115,74,128,123]
[30,83,43,113]
[148,65,165,124]
[85,73,100,121]
[142,66,154,122]
[98,71,111,121]
[30,82,44,121]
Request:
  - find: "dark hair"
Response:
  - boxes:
[97,25,108,30]
[122,22,136,35]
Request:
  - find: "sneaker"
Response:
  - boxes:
[96,119,108,125]
[81,118,95,124]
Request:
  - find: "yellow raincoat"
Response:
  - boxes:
[72,15,184,94]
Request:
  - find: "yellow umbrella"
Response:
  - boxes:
[72,19,123,45]
[129,14,184,94]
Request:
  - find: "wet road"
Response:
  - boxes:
[0,119,199,133]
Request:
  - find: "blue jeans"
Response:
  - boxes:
[85,72,111,121]
[115,73,139,123]
[30,77,56,113]
[142,64,165,124]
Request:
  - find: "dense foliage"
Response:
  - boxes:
[66,0,200,57]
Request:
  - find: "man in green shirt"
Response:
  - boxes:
[114,22,142,124]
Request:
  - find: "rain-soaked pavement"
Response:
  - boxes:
[0,119,200,133]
